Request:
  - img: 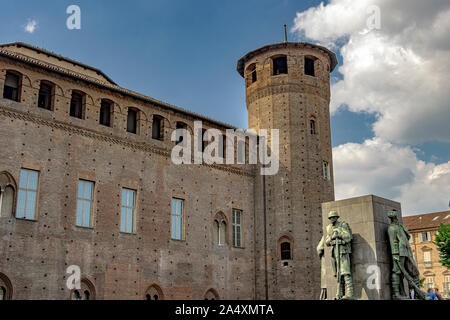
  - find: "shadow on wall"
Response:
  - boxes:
[352,233,379,300]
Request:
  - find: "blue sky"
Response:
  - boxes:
[1,0,448,214]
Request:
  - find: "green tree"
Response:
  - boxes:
[433,223,450,269]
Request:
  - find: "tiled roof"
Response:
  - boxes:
[0,43,237,130]
[0,42,117,85]
[403,210,450,231]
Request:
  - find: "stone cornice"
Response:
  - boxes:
[0,104,255,178]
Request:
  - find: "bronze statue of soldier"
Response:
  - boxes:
[325,210,354,300]
[387,210,425,300]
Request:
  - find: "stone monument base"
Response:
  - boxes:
[321,195,402,300]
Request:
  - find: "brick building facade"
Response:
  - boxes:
[0,41,336,300]
[403,211,450,298]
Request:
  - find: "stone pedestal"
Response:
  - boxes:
[321,195,402,300]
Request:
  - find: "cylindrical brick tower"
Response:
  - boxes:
[237,42,337,299]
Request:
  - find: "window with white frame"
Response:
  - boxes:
[420,232,431,242]
[424,251,432,268]
[426,277,434,290]
[16,169,39,220]
[120,188,136,233]
[323,161,330,180]
[444,276,450,297]
[171,198,184,240]
[76,180,94,227]
[232,209,243,247]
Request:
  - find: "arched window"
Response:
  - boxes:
[272,56,288,75]
[214,220,227,246]
[152,115,164,140]
[70,90,85,119]
[0,186,14,217]
[71,278,95,300]
[0,286,6,300]
[3,71,21,102]
[310,119,316,135]
[127,108,139,134]
[38,81,55,110]
[0,171,16,218]
[72,290,82,300]
[214,213,227,246]
[204,289,219,300]
[145,284,164,300]
[0,273,13,300]
[100,99,113,127]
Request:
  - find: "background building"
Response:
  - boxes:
[0,41,337,299]
[403,210,450,298]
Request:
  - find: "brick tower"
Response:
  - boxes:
[237,42,337,299]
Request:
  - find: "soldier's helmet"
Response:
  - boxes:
[388,210,398,218]
[328,210,339,219]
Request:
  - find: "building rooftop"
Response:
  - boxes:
[403,210,450,231]
[236,42,338,77]
[0,42,117,85]
[0,42,237,130]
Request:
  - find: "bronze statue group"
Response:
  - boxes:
[318,210,426,300]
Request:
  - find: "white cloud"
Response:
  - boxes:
[333,139,450,215]
[24,19,38,34]
[292,0,450,144]
[292,0,450,214]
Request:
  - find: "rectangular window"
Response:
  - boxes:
[445,277,450,297]
[120,188,136,233]
[99,100,111,127]
[251,70,257,83]
[16,169,39,220]
[273,56,288,75]
[127,109,137,134]
[218,135,225,159]
[70,91,84,119]
[171,198,184,240]
[424,251,432,268]
[426,277,434,290]
[305,57,315,76]
[38,82,53,110]
[310,119,316,135]
[323,161,330,180]
[232,209,242,247]
[152,116,162,140]
[76,180,94,227]
[198,128,207,152]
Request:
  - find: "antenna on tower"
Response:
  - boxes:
[284,24,287,43]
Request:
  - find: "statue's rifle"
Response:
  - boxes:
[394,259,426,300]
[335,232,342,300]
